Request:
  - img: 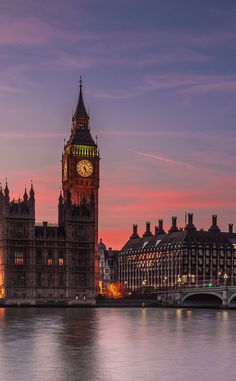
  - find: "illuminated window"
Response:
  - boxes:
[59,258,64,266]
[59,251,64,266]
[15,252,24,265]
[48,250,53,265]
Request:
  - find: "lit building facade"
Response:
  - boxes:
[98,239,119,293]
[119,214,236,294]
[0,80,99,305]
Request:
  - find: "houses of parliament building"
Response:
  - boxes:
[0,80,99,305]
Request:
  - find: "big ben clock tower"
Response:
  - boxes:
[60,78,100,298]
[62,78,99,231]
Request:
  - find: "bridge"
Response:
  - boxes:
[157,286,236,308]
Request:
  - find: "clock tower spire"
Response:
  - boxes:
[62,78,99,206]
[60,79,100,295]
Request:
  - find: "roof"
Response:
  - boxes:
[68,79,96,146]
[35,225,66,239]
[121,229,236,254]
[68,127,96,146]
[74,80,89,119]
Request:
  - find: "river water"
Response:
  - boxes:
[0,307,235,381]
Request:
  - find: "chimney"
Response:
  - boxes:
[229,224,233,234]
[168,216,179,233]
[143,221,153,237]
[188,213,193,225]
[212,215,217,226]
[185,213,196,231]
[155,219,165,235]
[130,224,139,239]
[208,215,220,233]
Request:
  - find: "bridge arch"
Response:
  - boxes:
[182,292,223,307]
[228,293,236,307]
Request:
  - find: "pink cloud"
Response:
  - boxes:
[3,165,236,250]
[0,15,97,46]
[99,172,236,248]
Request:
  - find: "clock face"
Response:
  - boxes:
[77,160,93,177]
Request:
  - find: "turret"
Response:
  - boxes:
[4,181,9,203]
[58,189,64,226]
[59,189,63,204]
[29,182,35,200]
[29,181,35,217]
[23,188,28,202]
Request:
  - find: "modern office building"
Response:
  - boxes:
[119,214,236,294]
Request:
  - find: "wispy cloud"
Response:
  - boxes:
[0,131,65,139]
[94,73,236,100]
[134,151,194,168]
[0,14,97,46]
[0,84,27,95]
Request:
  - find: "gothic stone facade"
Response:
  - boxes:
[0,81,99,305]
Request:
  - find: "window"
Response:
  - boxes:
[14,272,26,287]
[59,251,64,266]
[48,250,53,265]
[36,250,42,265]
[14,252,24,265]
[48,258,53,266]
[59,258,64,266]
[76,273,85,287]
[37,272,42,287]
[48,273,53,286]
[59,273,64,287]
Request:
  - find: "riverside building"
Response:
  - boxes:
[98,239,119,293]
[119,214,236,294]
[0,80,100,305]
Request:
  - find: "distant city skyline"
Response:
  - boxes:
[0,0,236,248]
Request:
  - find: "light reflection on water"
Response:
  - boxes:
[0,308,236,381]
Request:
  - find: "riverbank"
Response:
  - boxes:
[0,298,161,308]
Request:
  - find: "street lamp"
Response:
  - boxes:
[141,279,146,295]
[177,276,181,287]
[223,273,228,286]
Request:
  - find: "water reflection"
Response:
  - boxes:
[0,308,236,381]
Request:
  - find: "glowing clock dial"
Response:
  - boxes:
[77,160,93,177]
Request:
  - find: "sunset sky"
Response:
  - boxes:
[0,0,236,248]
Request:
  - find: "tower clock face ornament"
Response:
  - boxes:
[77,160,93,177]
